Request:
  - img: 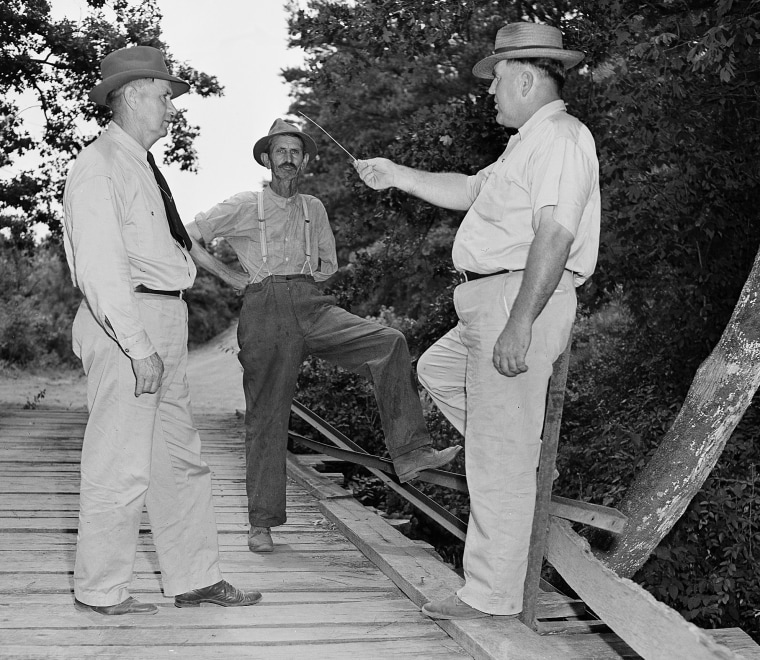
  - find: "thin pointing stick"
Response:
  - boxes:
[298,111,358,162]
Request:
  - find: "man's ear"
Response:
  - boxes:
[123,83,138,110]
[520,70,535,97]
[301,153,310,169]
[261,152,272,170]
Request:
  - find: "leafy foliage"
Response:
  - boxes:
[0,235,239,366]
[1,0,223,236]
[283,0,760,637]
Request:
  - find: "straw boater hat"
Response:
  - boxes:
[89,45,190,106]
[472,22,584,79]
[252,119,318,166]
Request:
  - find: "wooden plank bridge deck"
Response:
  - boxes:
[1,408,758,659]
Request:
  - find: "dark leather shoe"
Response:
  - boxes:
[74,596,158,615]
[174,580,262,608]
[394,445,462,483]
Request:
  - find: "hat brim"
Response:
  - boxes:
[253,132,318,166]
[89,70,190,106]
[472,49,585,78]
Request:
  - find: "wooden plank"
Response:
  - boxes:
[0,641,467,660]
[0,590,403,606]
[0,600,432,628]
[0,549,375,573]
[0,571,396,593]
[550,496,628,534]
[710,629,760,659]
[546,518,739,659]
[289,453,637,660]
[0,624,451,645]
[0,531,356,551]
[521,339,571,630]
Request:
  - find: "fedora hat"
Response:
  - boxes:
[472,22,584,79]
[252,119,318,166]
[89,45,190,106]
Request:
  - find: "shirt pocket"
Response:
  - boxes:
[131,197,175,258]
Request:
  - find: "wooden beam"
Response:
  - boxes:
[546,518,740,660]
[520,339,571,630]
[550,495,628,534]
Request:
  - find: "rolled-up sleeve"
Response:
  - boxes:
[194,192,258,244]
[311,200,337,282]
[66,175,155,359]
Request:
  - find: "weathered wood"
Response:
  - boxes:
[4,407,759,660]
[547,518,739,659]
[289,453,645,660]
[0,600,438,628]
[0,571,394,594]
[550,495,628,534]
[0,642,467,660]
[0,408,470,660]
[521,338,571,630]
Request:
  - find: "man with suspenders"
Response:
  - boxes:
[186,119,460,553]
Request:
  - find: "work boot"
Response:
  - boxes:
[248,526,274,553]
[394,445,461,483]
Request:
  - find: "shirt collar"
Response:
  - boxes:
[516,99,567,141]
[104,122,149,162]
[263,184,299,209]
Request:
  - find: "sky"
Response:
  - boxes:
[49,0,306,222]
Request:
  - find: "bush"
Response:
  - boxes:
[0,241,80,367]
[0,237,242,365]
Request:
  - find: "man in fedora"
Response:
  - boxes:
[184,118,461,553]
[63,45,262,614]
[354,22,600,619]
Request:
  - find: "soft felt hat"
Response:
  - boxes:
[472,22,584,79]
[89,45,190,106]
[252,119,318,166]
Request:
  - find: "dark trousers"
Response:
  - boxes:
[237,276,431,528]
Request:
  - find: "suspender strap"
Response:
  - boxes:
[300,195,313,276]
[256,191,314,279]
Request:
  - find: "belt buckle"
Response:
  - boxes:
[178,290,185,300]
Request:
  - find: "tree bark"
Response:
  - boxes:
[597,245,760,577]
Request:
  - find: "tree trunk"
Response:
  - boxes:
[597,245,760,577]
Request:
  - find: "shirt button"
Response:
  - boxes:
[125,349,130,353]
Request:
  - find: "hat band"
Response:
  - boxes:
[494,45,565,54]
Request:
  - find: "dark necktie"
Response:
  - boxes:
[146,151,193,251]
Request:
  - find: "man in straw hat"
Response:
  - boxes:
[354,22,600,619]
[63,45,262,614]
[184,118,461,553]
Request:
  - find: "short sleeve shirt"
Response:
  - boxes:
[452,100,600,286]
[194,185,338,283]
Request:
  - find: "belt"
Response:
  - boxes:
[459,269,522,283]
[134,284,185,299]
[263,274,314,283]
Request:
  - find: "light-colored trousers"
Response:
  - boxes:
[71,295,222,606]
[417,270,576,615]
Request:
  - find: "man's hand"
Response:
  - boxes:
[131,352,164,396]
[353,158,397,190]
[493,319,532,377]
